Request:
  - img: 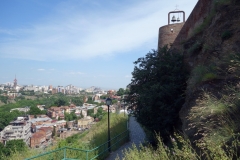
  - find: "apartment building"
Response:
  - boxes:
[0,116,31,146]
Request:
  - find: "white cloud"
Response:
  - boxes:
[69,71,85,75]
[0,0,197,61]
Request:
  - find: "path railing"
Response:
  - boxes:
[25,129,129,160]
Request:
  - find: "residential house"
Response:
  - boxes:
[10,107,30,113]
[37,105,45,111]
[38,127,52,140]
[101,105,116,113]
[75,107,87,118]
[55,120,67,129]
[30,130,45,148]
[29,114,49,120]
[29,116,52,126]
[60,106,70,114]
[47,107,64,119]
[78,116,94,129]
[0,116,31,146]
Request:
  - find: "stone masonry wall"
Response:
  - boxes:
[158,23,184,48]
[172,0,213,48]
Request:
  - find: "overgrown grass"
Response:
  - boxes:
[187,65,218,90]
[190,0,231,38]
[119,133,240,160]
[120,88,240,159]
[221,52,240,77]
[4,113,129,160]
[187,41,202,56]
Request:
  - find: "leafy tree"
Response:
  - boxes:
[112,99,118,104]
[28,106,45,115]
[29,90,35,96]
[71,97,83,106]
[0,110,23,131]
[117,88,125,96]
[100,95,108,99]
[54,98,68,107]
[52,126,56,137]
[0,96,8,104]
[64,112,77,121]
[15,95,25,101]
[0,139,26,157]
[124,88,130,94]
[94,107,104,120]
[87,109,94,117]
[126,46,188,142]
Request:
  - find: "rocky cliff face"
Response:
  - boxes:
[179,0,240,144]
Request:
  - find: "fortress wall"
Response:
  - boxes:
[172,0,213,48]
[158,23,184,48]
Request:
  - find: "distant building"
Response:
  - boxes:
[0,116,31,146]
[37,105,45,111]
[10,107,30,113]
[30,130,45,148]
[47,107,64,119]
[13,75,17,89]
[78,116,94,129]
[52,88,57,94]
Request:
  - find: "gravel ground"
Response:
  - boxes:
[105,116,146,160]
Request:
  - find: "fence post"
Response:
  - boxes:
[64,147,66,159]
[86,151,89,160]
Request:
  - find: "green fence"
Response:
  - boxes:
[25,129,129,160]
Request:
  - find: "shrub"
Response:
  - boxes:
[221,30,233,41]
[187,41,202,56]
[121,133,240,160]
[188,65,218,89]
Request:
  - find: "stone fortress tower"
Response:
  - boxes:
[158,9,185,49]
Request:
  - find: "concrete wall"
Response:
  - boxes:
[158,23,184,48]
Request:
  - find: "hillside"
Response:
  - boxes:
[179,0,240,147]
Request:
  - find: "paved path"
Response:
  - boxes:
[106,116,146,160]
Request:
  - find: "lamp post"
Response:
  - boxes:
[106,97,112,152]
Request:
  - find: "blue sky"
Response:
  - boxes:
[0,0,197,90]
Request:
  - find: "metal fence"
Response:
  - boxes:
[25,129,129,160]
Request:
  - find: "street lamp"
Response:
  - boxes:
[106,97,112,152]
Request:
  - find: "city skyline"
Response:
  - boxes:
[0,0,198,89]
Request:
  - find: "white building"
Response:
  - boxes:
[10,107,30,113]
[0,116,31,146]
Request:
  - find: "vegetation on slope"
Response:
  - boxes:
[126,46,188,143]
[122,0,240,159]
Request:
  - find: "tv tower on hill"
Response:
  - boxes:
[13,75,17,88]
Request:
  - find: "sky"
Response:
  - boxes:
[0,0,198,90]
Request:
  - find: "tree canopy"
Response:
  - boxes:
[28,106,46,115]
[116,88,125,96]
[0,139,26,157]
[126,46,188,142]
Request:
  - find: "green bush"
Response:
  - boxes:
[126,46,188,142]
[188,65,218,89]
[221,30,233,41]
[187,41,202,56]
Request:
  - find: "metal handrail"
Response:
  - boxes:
[25,129,129,160]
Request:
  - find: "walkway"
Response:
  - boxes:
[106,116,146,160]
